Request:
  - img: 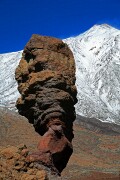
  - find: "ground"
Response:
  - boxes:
[0,107,120,179]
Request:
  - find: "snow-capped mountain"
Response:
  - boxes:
[0,51,22,110]
[0,24,120,124]
[64,24,120,124]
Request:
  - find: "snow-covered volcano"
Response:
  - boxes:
[0,24,120,124]
[64,24,120,124]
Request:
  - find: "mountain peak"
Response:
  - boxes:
[93,23,118,31]
[64,24,120,125]
[97,23,112,28]
[0,24,120,125]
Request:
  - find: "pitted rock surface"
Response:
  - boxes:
[0,145,49,180]
[15,34,77,173]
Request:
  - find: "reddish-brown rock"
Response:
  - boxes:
[0,144,49,180]
[15,34,77,174]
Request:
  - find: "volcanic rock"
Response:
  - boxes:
[15,34,77,173]
[0,144,49,180]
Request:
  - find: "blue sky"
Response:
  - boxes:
[0,0,120,53]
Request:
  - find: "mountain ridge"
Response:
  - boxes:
[64,24,120,124]
[0,24,120,124]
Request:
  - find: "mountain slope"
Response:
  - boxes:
[0,51,22,110]
[64,24,120,124]
[0,24,120,124]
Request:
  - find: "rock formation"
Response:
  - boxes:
[15,34,77,174]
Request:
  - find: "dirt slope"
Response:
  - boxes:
[0,108,120,179]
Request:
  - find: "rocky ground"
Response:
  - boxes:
[0,145,49,180]
[0,108,120,179]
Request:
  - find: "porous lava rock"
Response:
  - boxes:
[0,144,48,180]
[15,34,77,174]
